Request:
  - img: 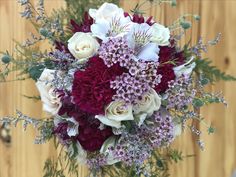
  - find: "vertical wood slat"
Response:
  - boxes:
[1,1,236,177]
[199,1,236,177]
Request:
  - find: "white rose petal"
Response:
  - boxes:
[89,3,124,21]
[36,69,61,115]
[68,32,99,62]
[96,115,122,129]
[96,101,134,128]
[137,42,160,62]
[100,136,120,165]
[150,23,170,46]
[173,57,196,78]
[67,123,79,137]
[127,23,160,62]
[91,15,132,41]
[133,88,162,125]
[68,142,87,164]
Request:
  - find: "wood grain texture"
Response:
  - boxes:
[0,0,236,177]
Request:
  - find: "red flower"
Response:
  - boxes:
[58,95,114,152]
[76,117,113,152]
[72,56,125,115]
[124,12,154,26]
[70,12,94,33]
[155,44,185,93]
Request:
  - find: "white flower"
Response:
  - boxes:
[53,117,79,137]
[150,23,170,46]
[90,3,132,41]
[133,88,162,124]
[136,42,160,62]
[173,57,196,78]
[66,117,79,137]
[127,23,160,62]
[68,142,87,164]
[89,3,124,22]
[91,17,132,41]
[96,101,134,128]
[100,136,120,165]
[68,32,99,63]
[36,69,61,115]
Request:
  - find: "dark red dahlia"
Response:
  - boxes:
[72,56,125,115]
[155,44,185,93]
[70,12,94,33]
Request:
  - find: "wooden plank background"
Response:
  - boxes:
[0,0,236,177]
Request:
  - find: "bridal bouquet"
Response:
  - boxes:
[1,0,235,176]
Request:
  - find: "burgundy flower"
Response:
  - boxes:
[58,95,114,152]
[124,12,154,26]
[155,44,185,93]
[155,64,175,93]
[76,117,113,152]
[53,122,70,141]
[70,12,94,33]
[72,56,125,115]
[54,41,71,54]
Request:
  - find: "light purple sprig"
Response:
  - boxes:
[165,75,196,109]
[103,37,162,104]
[87,155,107,169]
[149,111,174,147]
[99,37,134,68]
[109,109,174,166]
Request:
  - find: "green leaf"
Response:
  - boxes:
[193,98,204,107]
[195,58,236,82]
[208,126,216,135]
[28,65,45,81]
[169,149,183,163]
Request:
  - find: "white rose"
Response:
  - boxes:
[133,88,162,123]
[150,23,170,46]
[89,3,124,22]
[173,57,196,78]
[36,69,61,115]
[68,32,99,63]
[96,100,134,128]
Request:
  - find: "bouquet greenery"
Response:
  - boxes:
[1,0,235,177]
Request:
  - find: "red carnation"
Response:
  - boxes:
[57,95,114,152]
[72,56,125,115]
[76,117,113,152]
[155,44,185,93]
